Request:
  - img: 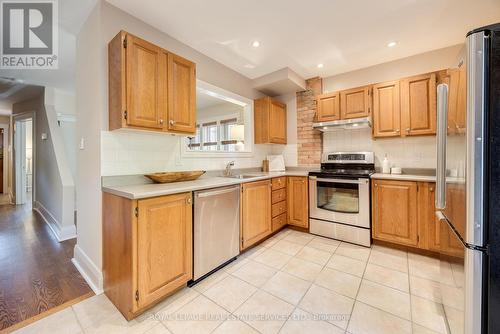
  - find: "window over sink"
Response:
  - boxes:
[183,80,254,156]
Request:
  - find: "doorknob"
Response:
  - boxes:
[169,120,176,126]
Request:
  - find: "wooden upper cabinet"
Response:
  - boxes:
[316,92,340,122]
[126,35,165,129]
[269,100,287,144]
[136,193,192,308]
[372,81,401,138]
[254,97,287,144]
[446,67,467,135]
[167,53,196,133]
[400,73,437,136]
[287,176,308,228]
[108,31,196,134]
[372,179,418,247]
[340,86,371,119]
[241,180,272,250]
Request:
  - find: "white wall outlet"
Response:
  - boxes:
[79,137,85,150]
[41,133,48,140]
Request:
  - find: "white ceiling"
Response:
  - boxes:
[196,91,228,110]
[107,0,500,79]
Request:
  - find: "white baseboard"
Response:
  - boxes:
[34,201,76,241]
[73,244,104,295]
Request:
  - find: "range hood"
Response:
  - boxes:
[313,116,371,132]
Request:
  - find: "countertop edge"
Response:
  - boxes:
[370,173,436,182]
[102,171,310,200]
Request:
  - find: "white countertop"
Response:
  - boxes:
[102,170,310,200]
[371,173,436,182]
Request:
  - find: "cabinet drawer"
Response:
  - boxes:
[272,201,287,217]
[272,213,287,232]
[272,188,286,204]
[271,177,286,190]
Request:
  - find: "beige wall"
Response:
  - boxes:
[323,44,464,92]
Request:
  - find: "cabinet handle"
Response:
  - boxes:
[430,187,434,192]
[396,129,400,133]
[406,128,410,133]
[186,198,192,205]
[169,120,175,125]
[159,119,164,125]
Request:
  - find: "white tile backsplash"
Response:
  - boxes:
[323,128,436,169]
[101,130,271,176]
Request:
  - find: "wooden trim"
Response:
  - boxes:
[102,192,136,319]
[372,239,439,259]
[0,292,94,334]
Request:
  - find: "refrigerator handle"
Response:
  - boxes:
[436,83,448,210]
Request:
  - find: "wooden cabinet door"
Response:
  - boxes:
[401,73,437,136]
[287,176,309,228]
[372,179,418,247]
[167,53,196,134]
[340,86,371,119]
[269,100,287,144]
[241,180,272,250]
[136,193,192,308]
[316,92,340,122]
[372,81,401,138]
[125,34,165,129]
[446,67,467,135]
[417,182,440,251]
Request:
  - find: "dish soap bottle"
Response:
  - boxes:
[382,154,390,174]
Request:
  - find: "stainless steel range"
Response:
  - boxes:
[308,152,375,247]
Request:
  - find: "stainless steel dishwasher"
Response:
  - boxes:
[192,185,240,282]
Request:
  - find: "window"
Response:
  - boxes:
[187,117,242,152]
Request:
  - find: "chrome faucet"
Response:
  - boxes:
[224,161,235,176]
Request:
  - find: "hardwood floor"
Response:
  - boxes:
[0,202,93,331]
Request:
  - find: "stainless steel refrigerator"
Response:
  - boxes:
[436,23,500,334]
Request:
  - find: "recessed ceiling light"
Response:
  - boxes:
[252,40,260,48]
[317,63,324,68]
[387,41,397,47]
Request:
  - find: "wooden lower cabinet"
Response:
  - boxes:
[287,176,309,228]
[372,179,418,247]
[103,191,192,319]
[372,179,440,251]
[241,179,272,250]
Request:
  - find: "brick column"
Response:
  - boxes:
[296,77,322,166]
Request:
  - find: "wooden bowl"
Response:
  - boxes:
[145,171,206,184]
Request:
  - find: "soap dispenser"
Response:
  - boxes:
[382,154,390,174]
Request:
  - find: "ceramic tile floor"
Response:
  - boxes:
[13,228,453,334]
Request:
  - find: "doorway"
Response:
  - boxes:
[14,117,34,206]
[0,127,4,194]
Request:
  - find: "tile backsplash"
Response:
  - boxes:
[101,130,270,176]
[323,128,436,169]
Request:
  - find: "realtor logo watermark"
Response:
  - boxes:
[1,0,58,69]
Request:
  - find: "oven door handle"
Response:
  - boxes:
[311,177,368,185]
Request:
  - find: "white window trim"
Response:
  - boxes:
[181,80,255,158]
